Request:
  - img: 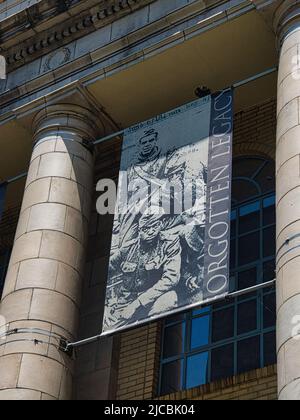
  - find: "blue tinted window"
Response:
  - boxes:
[263,196,275,208]
[186,352,209,389]
[191,316,210,349]
[240,201,260,216]
[160,157,276,396]
[192,306,210,317]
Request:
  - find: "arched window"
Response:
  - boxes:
[231,156,275,205]
[159,156,276,396]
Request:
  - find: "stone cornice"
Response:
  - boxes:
[33,103,105,143]
[1,0,155,71]
[1,0,85,45]
[250,0,281,32]
[273,0,300,42]
[251,0,300,46]
[0,0,254,122]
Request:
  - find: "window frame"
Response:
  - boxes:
[159,156,276,396]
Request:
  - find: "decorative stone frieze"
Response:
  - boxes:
[0,0,252,122]
[1,0,155,72]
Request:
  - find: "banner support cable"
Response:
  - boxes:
[1,66,278,187]
[64,279,276,351]
[232,67,277,88]
[7,172,28,185]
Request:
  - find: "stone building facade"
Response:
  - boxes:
[0,0,299,400]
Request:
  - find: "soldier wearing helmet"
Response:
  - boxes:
[104,208,182,329]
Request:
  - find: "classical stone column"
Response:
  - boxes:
[0,104,101,400]
[275,0,300,401]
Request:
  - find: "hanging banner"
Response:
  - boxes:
[0,183,7,223]
[102,89,233,335]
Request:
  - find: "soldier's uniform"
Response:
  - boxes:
[106,213,182,327]
[163,147,207,305]
[117,145,166,249]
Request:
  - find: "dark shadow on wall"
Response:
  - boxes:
[74,137,122,400]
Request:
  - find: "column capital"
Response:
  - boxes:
[33,103,104,145]
[273,0,300,45]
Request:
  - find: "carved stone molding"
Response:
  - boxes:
[32,102,104,143]
[0,0,253,121]
[273,0,300,43]
[43,47,72,72]
[251,0,300,46]
[1,0,155,72]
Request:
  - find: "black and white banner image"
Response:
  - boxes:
[102,89,234,335]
